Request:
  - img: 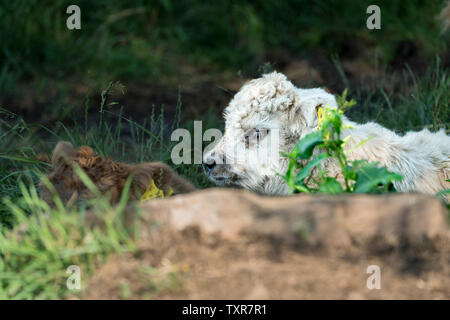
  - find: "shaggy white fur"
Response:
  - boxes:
[203,72,450,198]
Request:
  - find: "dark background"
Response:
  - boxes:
[1,0,448,125]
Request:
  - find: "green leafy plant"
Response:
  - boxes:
[437,180,450,212]
[436,180,450,197]
[281,90,403,194]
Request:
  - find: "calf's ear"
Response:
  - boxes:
[131,162,196,196]
[131,162,172,194]
[290,89,338,130]
[51,141,76,165]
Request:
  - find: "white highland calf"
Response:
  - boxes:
[203,72,450,198]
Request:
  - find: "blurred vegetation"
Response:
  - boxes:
[1,0,448,97]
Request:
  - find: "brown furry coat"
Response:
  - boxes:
[39,141,195,207]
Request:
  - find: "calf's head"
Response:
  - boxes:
[203,72,337,194]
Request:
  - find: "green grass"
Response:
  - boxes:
[0,82,216,228]
[343,58,450,133]
[0,85,209,298]
[1,0,448,100]
[0,179,141,299]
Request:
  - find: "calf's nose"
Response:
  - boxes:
[203,156,216,172]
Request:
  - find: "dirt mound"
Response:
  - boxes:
[82,189,450,299]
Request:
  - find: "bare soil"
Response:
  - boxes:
[83,229,450,300]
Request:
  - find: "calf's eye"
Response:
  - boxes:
[244,128,270,148]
